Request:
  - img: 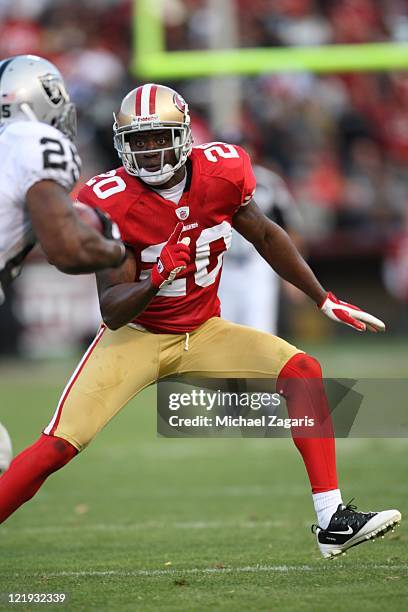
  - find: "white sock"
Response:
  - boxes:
[313,489,343,529]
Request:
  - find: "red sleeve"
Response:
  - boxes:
[76,182,99,208]
[75,173,134,245]
[233,146,256,206]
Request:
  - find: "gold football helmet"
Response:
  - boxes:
[113,84,193,185]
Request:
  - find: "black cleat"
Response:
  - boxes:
[313,500,402,559]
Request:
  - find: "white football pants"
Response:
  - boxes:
[219,256,279,335]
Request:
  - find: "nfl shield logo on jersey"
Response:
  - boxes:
[176,206,189,221]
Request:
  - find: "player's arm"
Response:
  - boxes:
[27,180,125,273]
[96,249,157,330]
[97,222,190,330]
[233,199,326,303]
[233,200,385,332]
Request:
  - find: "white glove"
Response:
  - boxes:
[319,292,386,333]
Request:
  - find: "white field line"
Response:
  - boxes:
[22,564,408,578]
[2,520,299,535]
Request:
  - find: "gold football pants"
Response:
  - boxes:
[44,317,301,451]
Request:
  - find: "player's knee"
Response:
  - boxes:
[293,353,322,379]
[277,353,323,397]
[37,435,78,475]
[279,353,322,380]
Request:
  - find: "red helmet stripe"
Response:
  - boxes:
[149,84,158,114]
[135,86,142,116]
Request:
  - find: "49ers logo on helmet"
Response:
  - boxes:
[173,93,186,113]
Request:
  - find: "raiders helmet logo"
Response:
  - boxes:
[176,206,189,221]
[40,75,65,106]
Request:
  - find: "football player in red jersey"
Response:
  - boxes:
[0,84,401,558]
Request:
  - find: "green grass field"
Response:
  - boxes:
[0,337,407,611]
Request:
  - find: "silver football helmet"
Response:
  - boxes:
[0,54,76,139]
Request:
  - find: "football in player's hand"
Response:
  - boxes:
[74,202,103,233]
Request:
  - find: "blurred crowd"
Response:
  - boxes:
[0,0,407,355]
[168,0,408,48]
[0,0,406,244]
[167,0,408,255]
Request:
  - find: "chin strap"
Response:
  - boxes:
[19,102,39,122]
[139,164,176,186]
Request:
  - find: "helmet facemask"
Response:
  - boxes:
[39,73,77,140]
[113,120,193,186]
[19,96,77,141]
[53,102,77,140]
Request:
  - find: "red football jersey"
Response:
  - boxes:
[78,143,256,333]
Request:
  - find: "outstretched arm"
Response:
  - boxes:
[233,200,326,304]
[233,200,385,332]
